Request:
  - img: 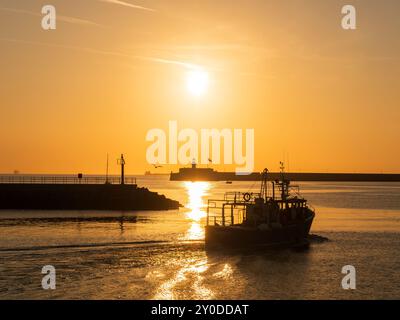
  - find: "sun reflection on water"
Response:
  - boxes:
[182,182,211,240]
[150,182,234,300]
[152,182,214,299]
[184,181,210,221]
[152,258,214,300]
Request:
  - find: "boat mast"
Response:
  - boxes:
[260,168,268,201]
[280,161,286,201]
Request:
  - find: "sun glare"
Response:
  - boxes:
[184,181,210,221]
[186,69,209,97]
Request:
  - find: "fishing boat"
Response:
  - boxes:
[205,164,315,249]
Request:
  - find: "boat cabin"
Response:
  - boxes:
[206,169,313,228]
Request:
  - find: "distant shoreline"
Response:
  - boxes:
[170,171,400,182]
[1,172,400,182]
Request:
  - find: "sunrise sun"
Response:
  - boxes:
[186,69,209,97]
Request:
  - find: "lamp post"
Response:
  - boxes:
[118,154,126,185]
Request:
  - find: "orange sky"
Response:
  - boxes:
[0,0,399,174]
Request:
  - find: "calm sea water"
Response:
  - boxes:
[1,176,400,299]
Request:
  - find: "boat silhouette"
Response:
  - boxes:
[205,165,315,249]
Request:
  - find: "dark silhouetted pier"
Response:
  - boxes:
[0,174,179,211]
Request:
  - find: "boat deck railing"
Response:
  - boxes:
[0,175,137,185]
[207,198,247,227]
[224,191,261,203]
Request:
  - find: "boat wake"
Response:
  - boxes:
[308,234,330,243]
[0,240,170,253]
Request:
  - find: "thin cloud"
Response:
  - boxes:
[1,38,272,78]
[0,7,100,27]
[136,56,199,69]
[98,0,155,12]
[0,38,200,70]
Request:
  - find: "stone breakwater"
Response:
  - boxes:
[0,184,180,211]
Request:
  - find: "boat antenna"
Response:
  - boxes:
[280,161,285,180]
[280,161,288,201]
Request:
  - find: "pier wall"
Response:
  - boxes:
[170,172,400,182]
[0,184,180,211]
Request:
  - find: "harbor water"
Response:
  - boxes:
[1,176,400,299]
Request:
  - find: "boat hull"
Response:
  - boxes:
[205,213,314,249]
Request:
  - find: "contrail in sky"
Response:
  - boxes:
[98,0,155,12]
[0,38,200,70]
[1,38,273,78]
